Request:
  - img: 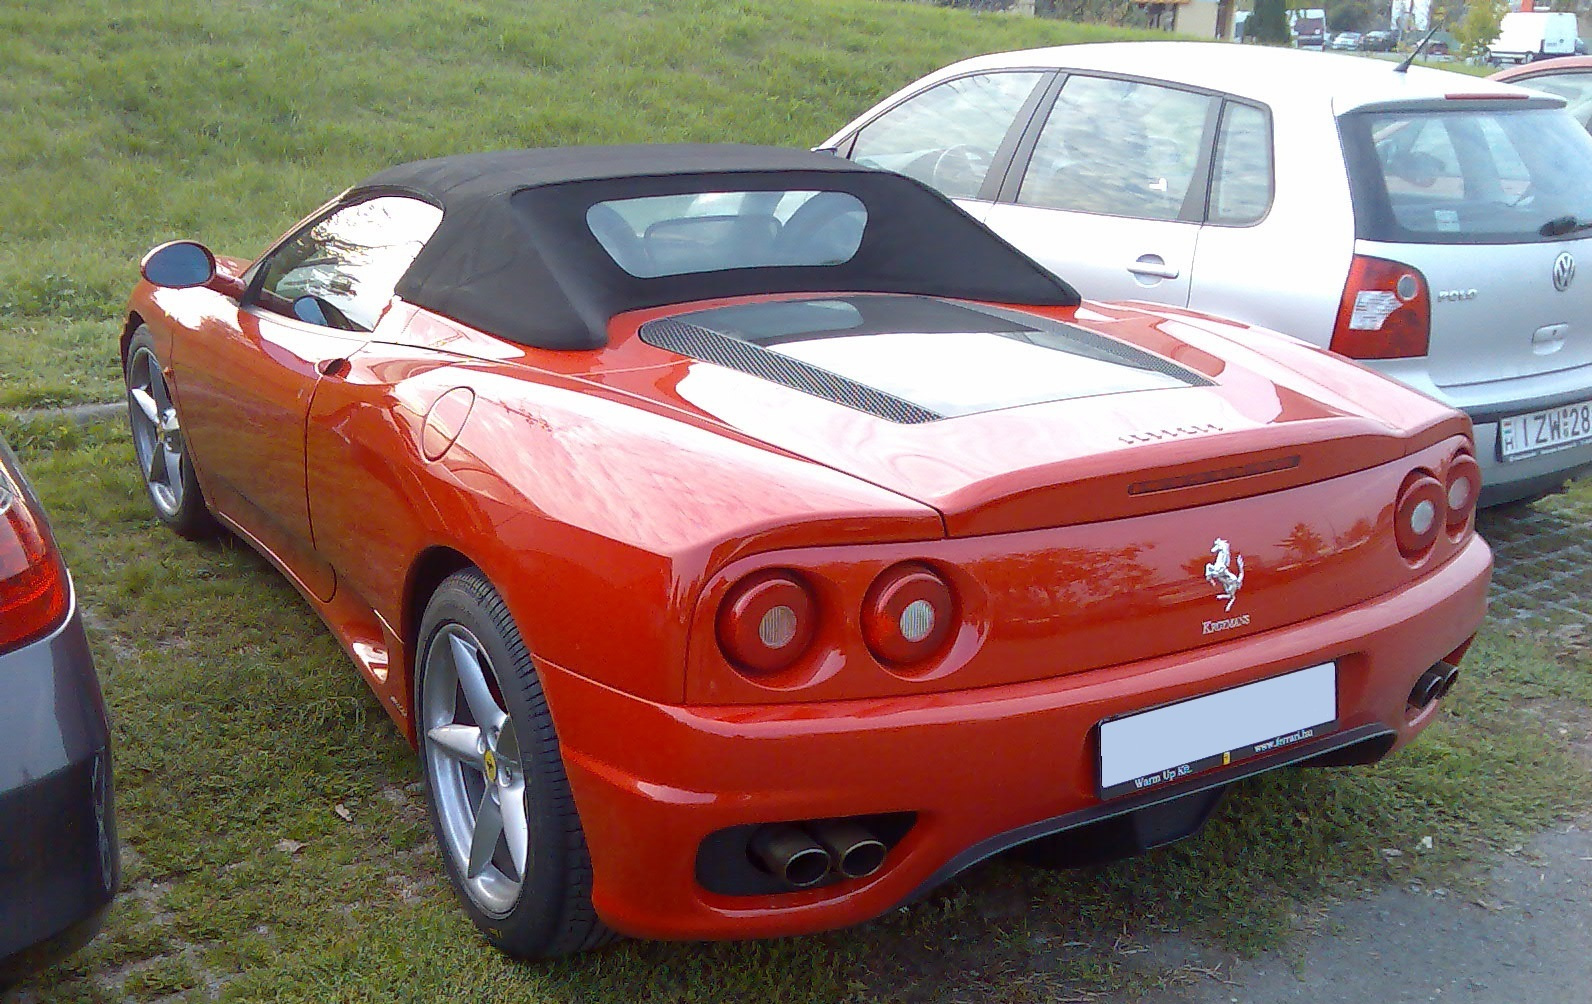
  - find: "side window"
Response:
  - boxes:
[254,196,443,332]
[850,71,1046,200]
[1515,71,1592,130]
[1017,75,1215,221]
[1208,102,1273,225]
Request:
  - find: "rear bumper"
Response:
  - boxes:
[539,536,1491,941]
[1374,363,1592,505]
[0,599,119,976]
[1468,418,1592,507]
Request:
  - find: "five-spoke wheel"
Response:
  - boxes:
[124,327,214,538]
[416,569,612,958]
[422,625,532,916]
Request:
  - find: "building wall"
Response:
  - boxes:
[1179,0,1222,38]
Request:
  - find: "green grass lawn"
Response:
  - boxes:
[0,0,1154,408]
[2,415,1589,1003]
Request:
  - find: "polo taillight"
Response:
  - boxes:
[1330,255,1431,359]
[0,467,70,652]
[716,570,817,676]
[862,563,954,667]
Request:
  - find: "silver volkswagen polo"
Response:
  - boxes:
[821,42,1592,504]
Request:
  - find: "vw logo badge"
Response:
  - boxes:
[1554,252,1576,292]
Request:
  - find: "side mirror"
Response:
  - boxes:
[140,241,217,289]
[292,295,330,326]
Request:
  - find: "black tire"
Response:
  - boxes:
[415,569,614,959]
[124,326,216,539]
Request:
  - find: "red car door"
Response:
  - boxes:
[177,195,443,601]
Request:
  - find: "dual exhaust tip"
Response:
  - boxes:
[749,820,888,889]
[1409,660,1461,709]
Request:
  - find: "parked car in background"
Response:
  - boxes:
[1330,32,1363,51]
[1488,11,1579,66]
[0,437,118,988]
[1362,30,1396,53]
[1493,55,1592,132]
[1292,9,1327,50]
[821,42,1592,504]
[125,144,1489,957]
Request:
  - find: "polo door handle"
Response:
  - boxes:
[1127,255,1180,280]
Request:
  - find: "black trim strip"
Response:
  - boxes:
[896,723,1397,907]
[1461,384,1592,425]
[640,317,943,424]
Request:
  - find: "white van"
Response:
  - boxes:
[1490,11,1579,66]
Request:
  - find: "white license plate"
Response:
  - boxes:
[1097,663,1337,799]
[1498,400,1592,462]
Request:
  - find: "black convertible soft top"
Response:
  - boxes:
[355,145,1080,350]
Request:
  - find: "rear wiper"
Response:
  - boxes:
[1539,215,1592,237]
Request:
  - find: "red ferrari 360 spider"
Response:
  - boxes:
[124,145,1491,958]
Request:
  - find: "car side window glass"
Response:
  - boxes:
[1208,102,1273,225]
[1515,72,1592,128]
[1017,75,1215,221]
[850,71,1046,200]
[254,196,443,332]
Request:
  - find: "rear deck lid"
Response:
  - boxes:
[1341,101,1592,388]
[607,295,1459,535]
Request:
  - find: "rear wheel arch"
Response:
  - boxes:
[403,546,478,696]
[120,312,145,367]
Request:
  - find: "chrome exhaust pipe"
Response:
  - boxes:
[808,820,888,879]
[749,824,832,888]
[1409,660,1460,708]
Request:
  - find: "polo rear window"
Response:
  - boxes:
[1342,106,1592,244]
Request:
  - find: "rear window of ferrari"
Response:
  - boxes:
[1342,105,1592,244]
[587,190,866,278]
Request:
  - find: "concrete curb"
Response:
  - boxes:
[3,402,124,425]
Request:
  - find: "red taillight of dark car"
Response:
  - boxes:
[716,570,818,676]
[0,466,70,651]
[1330,255,1432,359]
[861,563,955,667]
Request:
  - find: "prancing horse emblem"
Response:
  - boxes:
[1204,538,1245,612]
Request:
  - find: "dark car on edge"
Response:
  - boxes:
[0,435,118,988]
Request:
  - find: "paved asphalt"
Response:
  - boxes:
[1133,823,1592,1004]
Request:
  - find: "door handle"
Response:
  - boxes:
[1127,257,1180,280]
[317,358,351,379]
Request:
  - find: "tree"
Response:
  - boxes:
[1327,0,1380,33]
[1454,0,1508,60]
[1250,0,1293,44]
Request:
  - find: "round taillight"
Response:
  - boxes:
[862,563,954,666]
[1395,473,1445,560]
[716,571,816,675]
[1444,454,1481,532]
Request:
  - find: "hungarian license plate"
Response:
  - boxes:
[1097,663,1337,800]
[1498,400,1592,462]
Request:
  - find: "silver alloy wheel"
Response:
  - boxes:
[127,346,186,517]
[422,624,530,917]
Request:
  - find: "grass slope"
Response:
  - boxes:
[0,0,1152,407]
